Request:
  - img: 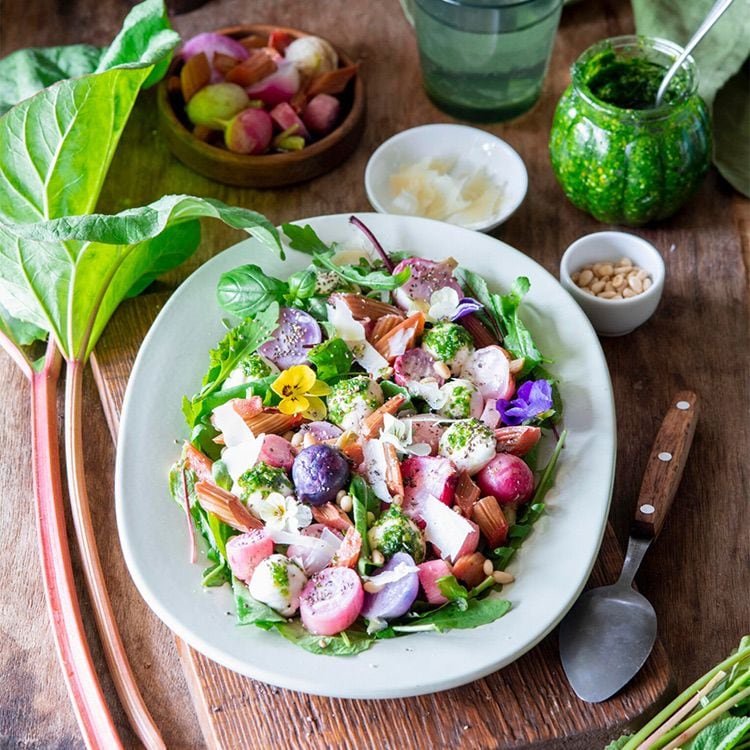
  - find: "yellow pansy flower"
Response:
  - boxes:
[271,365,331,420]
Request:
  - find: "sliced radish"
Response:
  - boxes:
[475,453,535,506]
[392,258,462,312]
[286,524,342,575]
[417,559,453,605]
[181,32,250,67]
[406,417,446,456]
[401,455,457,520]
[361,552,419,621]
[299,421,343,442]
[461,345,515,400]
[302,94,340,136]
[393,348,442,387]
[270,101,310,140]
[299,567,364,635]
[224,107,273,155]
[421,495,480,563]
[226,529,273,582]
[246,60,300,105]
[257,306,322,369]
[258,434,295,471]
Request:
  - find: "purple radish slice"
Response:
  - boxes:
[299,567,364,635]
[246,60,300,105]
[182,32,250,66]
[361,552,419,621]
[258,434,295,471]
[270,101,310,140]
[349,216,394,271]
[393,348,442,387]
[287,524,343,575]
[292,444,350,506]
[392,257,463,312]
[298,421,343,442]
[400,455,458,520]
[407,417,446,456]
[226,529,273,582]
[302,94,340,136]
[258,306,322,369]
[460,345,514,400]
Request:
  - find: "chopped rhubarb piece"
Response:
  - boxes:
[495,426,542,456]
[308,64,358,97]
[373,312,425,362]
[311,502,353,532]
[213,52,240,75]
[225,51,277,87]
[453,470,480,518]
[180,51,210,102]
[270,101,310,140]
[452,552,487,588]
[183,443,214,483]
[472,495,510,548]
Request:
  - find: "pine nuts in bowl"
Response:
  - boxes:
[560,231,665,336]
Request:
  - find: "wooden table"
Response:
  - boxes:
[1,0,748,747]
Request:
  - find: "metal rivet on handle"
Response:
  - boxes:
[676,401,691,410]
[640,504,655,515]
[658,452,672,462]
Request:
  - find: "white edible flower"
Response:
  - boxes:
[254,492,312,533]
[427,287,461,322]
[379,413,431,456]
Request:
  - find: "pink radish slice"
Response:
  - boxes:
[392,258,463,311]
[461,345,515,400]
[258,307,322,369]
[246,60,300,105]
[361,552,419,621]
[225,108,273,155]
[299,421,343,442]
[302,94,341,136]
[299,567,364,635]
[418,559,453,605]
[287,525,343,575]
[393,348,442,387]
[270,102,310,140]
[181,32,250,66]
[401,455,458,520]
[408,417,446,456]
[226,529,273,582]
[258,434,295,471]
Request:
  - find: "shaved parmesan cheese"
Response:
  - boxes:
[327,298,389,377]
[362,439,393,502]
[211,401,255,447]
[389,158,505,227]
[361,562,419,592]
[421,494,479,563]
[223,433,265,484]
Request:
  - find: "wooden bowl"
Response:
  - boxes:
[157,24,366,188]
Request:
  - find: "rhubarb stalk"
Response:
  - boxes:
[65,358,166,750]
[28,339,123,749]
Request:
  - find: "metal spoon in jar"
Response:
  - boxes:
[655,0,736,106]
[559,391,699,703]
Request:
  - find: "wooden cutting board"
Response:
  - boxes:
[91,290,673,750]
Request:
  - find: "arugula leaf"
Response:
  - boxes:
[232,578,286,629]
[308,337,353,381]
[437,575,470,610]
[216,264,288,317]
[312,252,410,291]
[391,596,511,633]
[275,621,374,655]
[281,223,333,255]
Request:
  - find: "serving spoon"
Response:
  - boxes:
[559,390,699,702]
[655,0,736,106]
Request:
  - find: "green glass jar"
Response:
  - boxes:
[549,36,711,226]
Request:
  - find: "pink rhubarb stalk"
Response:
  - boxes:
[64,359,165,750]
[30,340,123,749]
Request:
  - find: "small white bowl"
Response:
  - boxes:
[560,231,665,336]
[364,124,528,233]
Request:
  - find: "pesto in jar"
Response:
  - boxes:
[549,36,711,226]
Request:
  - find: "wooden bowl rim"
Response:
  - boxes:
[157,23,365,168]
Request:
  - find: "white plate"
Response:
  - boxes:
[364,124,528,232]
[116,213,615,699]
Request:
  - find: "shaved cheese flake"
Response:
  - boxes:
[328,298,389,376]
[223,432,265,483]
[389,158,505,227]
[362,562,419,592]
[362,439,393,502]
[421,494,476,563]
[211,401,255,447]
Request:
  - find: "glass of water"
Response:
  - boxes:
[402,0,563,122]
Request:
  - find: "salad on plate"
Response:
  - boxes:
[170,217,565,655]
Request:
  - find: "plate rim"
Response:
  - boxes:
[115,212,616,698]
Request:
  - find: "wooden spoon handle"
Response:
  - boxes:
[632,391,700,538]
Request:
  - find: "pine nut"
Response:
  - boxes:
[612,274,625,289]
[363,581,380,594]
[598,290,617,299]
[339,494,353,513]
[628,275,643,293]
[592,263,605,277]
[600,263,614,277]
[371,550,384,565]
[643,277,652,291]
[302,433,318,448]
[605,281,615,293]
[619,257,633,267]
[336,489,347,501]
[433,361,451,379]
[614,265,632,275]
[578,268,594,287]
[591,280,605,293]
[636,268,649,281]
[622,287,636,298]
[483,559,494,577]
[493,570,514,584]
[571,271,580,283]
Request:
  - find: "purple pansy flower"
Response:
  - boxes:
[450,297,483,321]
[497,379,553,426]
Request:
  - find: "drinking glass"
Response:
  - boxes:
[401,0,563,122]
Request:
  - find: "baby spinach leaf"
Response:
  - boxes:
[308,337,353,381]
[391,596,511,633]
[281,223,333,255]
[274,621,375,655]
[217,264,288,317]
[232,578,286,629]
